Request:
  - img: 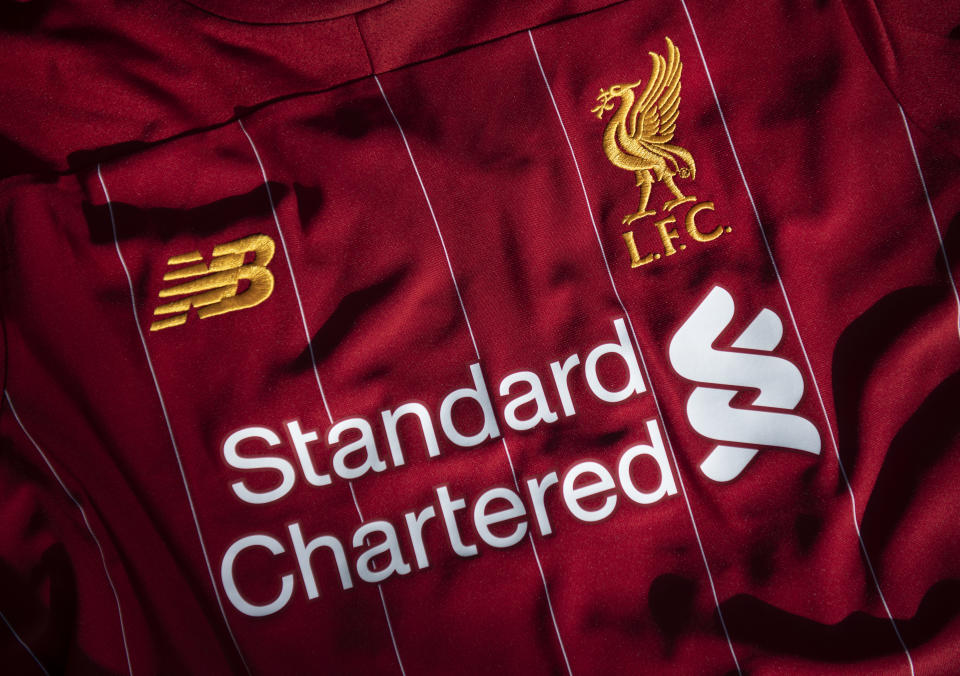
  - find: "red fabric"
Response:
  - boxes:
[841,0,960,157]
[2,0,959,674]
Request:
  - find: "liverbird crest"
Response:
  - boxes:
[592,37,697,225]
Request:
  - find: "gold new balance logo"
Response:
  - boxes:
[150,234,276,332]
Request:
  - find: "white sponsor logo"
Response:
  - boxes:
[215,318,682,615]
[668,285,821,482]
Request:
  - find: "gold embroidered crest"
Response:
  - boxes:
[149,234,276,331]
[592,37,696,225]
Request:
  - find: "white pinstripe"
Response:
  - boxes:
[4,391,130,676]
[374,73,574,676]
[678,3,915,673]
[97,165,251,676]
[0,606,49,676]
[899,104,960,343]
[527,29,742,675]
[236,120,406,676]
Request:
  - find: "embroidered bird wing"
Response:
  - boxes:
[629,37,683,145]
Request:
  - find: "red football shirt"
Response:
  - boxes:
[2,1,959,674]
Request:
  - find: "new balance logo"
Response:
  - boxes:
[150,234,276,331]
[668,285,820,482]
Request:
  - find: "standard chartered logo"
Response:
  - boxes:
[212,295,823,614]
[668,285,821,482]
